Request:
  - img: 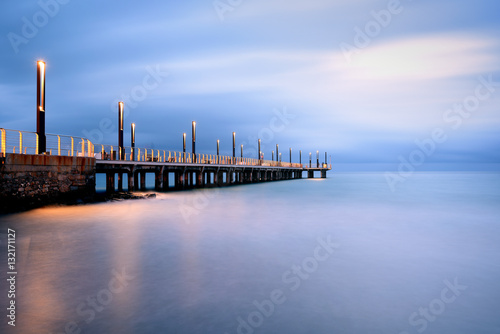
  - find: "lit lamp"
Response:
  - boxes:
[309,152,312,168]
[316,150,319,168]
[36,60,46,154]
[240,144,243,158]
[217,139,220,164]
[118,102,124,160]
[131,123,135,161]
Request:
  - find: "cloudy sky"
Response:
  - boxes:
[1,0,499,170]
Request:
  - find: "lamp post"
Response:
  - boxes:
[316,150,319,168]
[279,152,282,162]
[36,60,46,154]
[309,152,312,168]
[192,121,196,162]
[299,150,302,164]
[276,144,279,162]
[258,139,261,161]
[325,152,327,166]
[232,132,236,158]
[183,132,186,163]
[289,147,292,163]
[217,139,220,164]
[272,151,274,161]
[131,123,135,161]
[118,102,124,160]
[240,144,243,158]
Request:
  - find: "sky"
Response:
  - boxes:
[1,0,499,171]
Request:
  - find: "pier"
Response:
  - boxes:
[0,60,331,211]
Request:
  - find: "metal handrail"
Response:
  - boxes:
[0,128,94,157]
[94,143,306,168]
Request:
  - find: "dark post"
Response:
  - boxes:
[325,152,327,166]
[309,152,312,168]
[217,139,220,164]
[299,150,302,164]
[118,102,124,160]
[131,123,135,161]
[183,132,186,163]
[240,144,243,158]
[276,144,279,162]
[316,150,319,168]
[272,151,274,161]
[192,121,196,162]
[258,139,261,160]
[232,132,236,158]
[289,147,292,163]
[279,153,282,162]
[36,60,46,154]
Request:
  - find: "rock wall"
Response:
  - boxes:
[0,154,95,213]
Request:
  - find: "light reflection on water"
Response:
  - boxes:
[1,173,499,334]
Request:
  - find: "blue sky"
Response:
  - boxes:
[1,0,499,170]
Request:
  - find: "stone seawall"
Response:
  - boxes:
[0,154,96,213]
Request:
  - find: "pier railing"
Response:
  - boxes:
[1,128,321,169]
[94,144,303,168]
[0,128,94,157]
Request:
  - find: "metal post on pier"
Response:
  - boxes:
[183,132,186,163]
[299,150,302,164]
[316,150,319,168]
[217,139,220,164]
[240,144,243,158]
[131,123,135,161]
[289,147,292,163]
[325,152,327,166]
[276,144,279,162]
[118,102,124,160]
[272,151,274,161]
[192,121,196,162]
[309,152,312,168]
[232,132,236,159]
[279,152,282,162]
[258,139,261,161]
[36,60,46,154]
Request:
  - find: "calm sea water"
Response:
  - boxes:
[1,172,499,334]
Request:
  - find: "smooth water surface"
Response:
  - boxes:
[1,172,499,334]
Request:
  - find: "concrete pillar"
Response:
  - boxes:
[106,172,115,193]
[321,170,327,178]
[155,169,163,191]
[140,172,146,190]
[118,173,123,191]
[134,172,139,190]
[308,171,314,178]
[197,171,203,187]
[128,172,135,191]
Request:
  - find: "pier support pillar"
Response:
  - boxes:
[308,171,314,178]
[128,172,135,191]
[106,172,115,193]
[118,173,123,191]
[140,172,146,190]
[155,168,163,191]
[321,170,327,178]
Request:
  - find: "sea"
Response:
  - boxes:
[0,172,499,334]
